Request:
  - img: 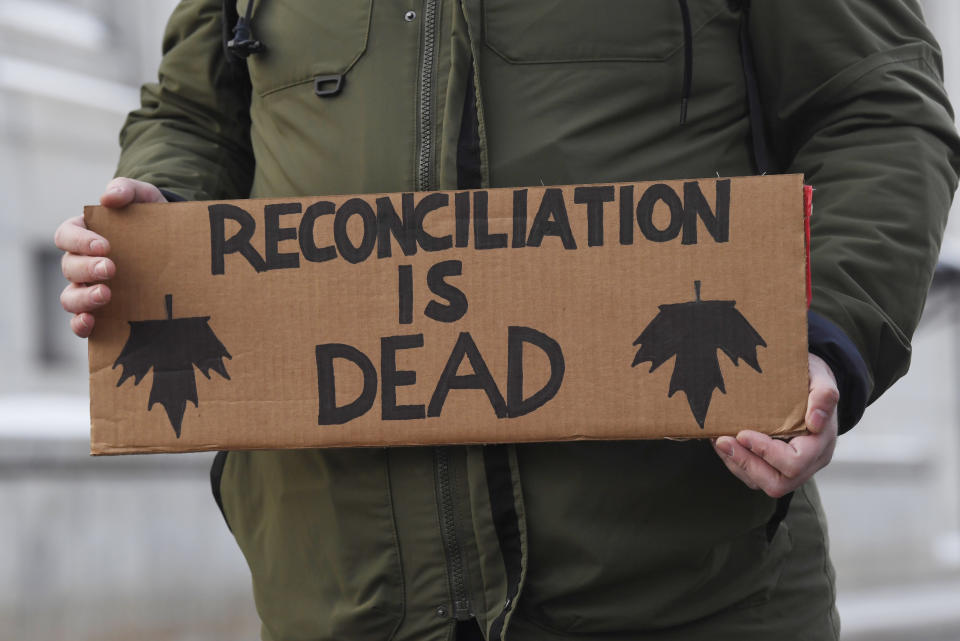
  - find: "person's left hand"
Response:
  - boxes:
[712,353,839,498]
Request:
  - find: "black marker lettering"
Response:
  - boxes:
[299,201,337,263]
[682,179,730,245]
[428,332,507,418]
[455,191,470,248]
[376,195,417,258]
[264,202,301,270]
[474,191,507,250]
[619,185,634,245]
[335,198,378,264]
[528,188,577,249]
[398,264,414,325]
[425,260,467,323]
[637,184,683,243]
[414,192,453,252]
[574,185,614,247]
[209,204,267,274]
[512,189,527,248]
[381,334,426,420]
[506,326,565,417]
[316,343,377,425]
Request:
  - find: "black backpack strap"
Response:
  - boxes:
[222,0,242,63]
[738,0,775,175]
[223,0,265,61]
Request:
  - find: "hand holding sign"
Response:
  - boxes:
[713,353,839,497]
[56,178,167,337]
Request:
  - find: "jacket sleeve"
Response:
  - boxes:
[750,0,960,429]
[115,0,254,201]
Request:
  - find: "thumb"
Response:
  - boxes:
[100,178,167,208]
[806,353,839,433]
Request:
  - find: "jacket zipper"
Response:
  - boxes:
[416,0,439,191]
[435,446,472,619]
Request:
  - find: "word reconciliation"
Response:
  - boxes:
[209,180,732,274]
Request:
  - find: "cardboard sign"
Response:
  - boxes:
[86,175,810,455]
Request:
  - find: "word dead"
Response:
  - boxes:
[210,180,732,273]
[316,327,565,425]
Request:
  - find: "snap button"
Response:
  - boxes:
[404,10,417,21]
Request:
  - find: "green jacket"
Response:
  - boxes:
[116,1,959,640]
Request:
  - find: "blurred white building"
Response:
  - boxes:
[0,1,959,640]
[0,0,175,399]
[0,2,259,639]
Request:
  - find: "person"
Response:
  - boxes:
[54,1,959,639]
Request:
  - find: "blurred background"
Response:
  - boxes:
[1,1,959,639]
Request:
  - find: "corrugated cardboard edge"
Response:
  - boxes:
[91,415,812,455]
[92,432,808,455]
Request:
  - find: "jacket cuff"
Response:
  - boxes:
[158,189,187,202]
[807,310,871,434]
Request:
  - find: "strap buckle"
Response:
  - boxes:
[314,74,344,97]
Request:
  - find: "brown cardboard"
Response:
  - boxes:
[86,175,810,455]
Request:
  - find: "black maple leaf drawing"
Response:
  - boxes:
[114,294,231,437]
[632,281,766,428]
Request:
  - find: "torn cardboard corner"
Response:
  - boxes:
[85,174,811,455]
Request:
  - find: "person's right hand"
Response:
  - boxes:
[55,177,167,338]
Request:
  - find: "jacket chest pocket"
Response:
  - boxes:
[241,0,372,97]
[483,0,729,64]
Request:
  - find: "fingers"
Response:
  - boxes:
[55,178,166,254]
[714,433,827,499]
[735,431,805,478]
[100,177,167,208]
[60,282,111,314]
[61,253,115,284]
[713,437,761,491]
[715,422,838,498]
[713,353,842,497]
[70,313,95,339]
[57,177,162,340]
[54,216,110,256]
